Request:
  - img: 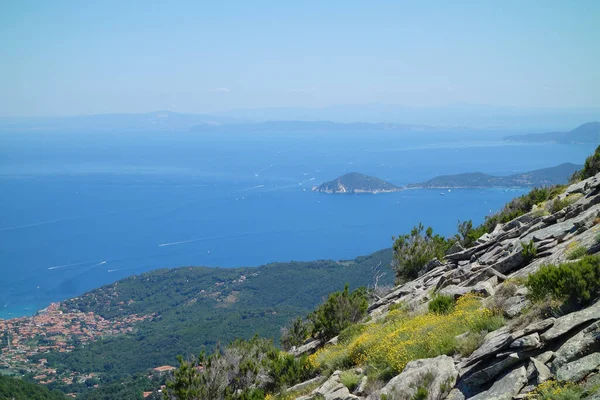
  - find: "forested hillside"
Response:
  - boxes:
[35,250,392,393]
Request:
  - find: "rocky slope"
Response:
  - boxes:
[292,172,600,399]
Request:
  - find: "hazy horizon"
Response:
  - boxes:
[1,1,599,118]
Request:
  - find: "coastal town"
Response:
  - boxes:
[0,302,155,387]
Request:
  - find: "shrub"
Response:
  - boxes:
[428,294,455,315]
[570,145,600,183]
[165,336,276,400]
[392,224,451,283]
[267,353,315,392]
[309,284,368,340]
[522,240,538,263]
[479,185,566,234]
[526,256,600,308]
[457,220,487,247]
[165,336,316,399]
[280,317,312,350]
[338,324,368,345]
[340,371,361,392]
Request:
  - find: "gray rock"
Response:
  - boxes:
[524,318,555,335]
[292,339,322,356]
[354,376,368,396]
[287,376,324,393]
[439,282,495,300]
[460,353,522,389]
[463,327,513,367]
[445,388,466,400]
[556,353,600,383]
[380,355,458,400]
[536,351,555,365]
[447,241,466,256]
[501,296,530,318]
[490,245,525,274]
[531,357,552,384]
[541,301,600,342]
[467,366,528,400]
[419,258,444,277]
[510,332,541,350]
[308,371,360,400]
[552,321,600,370]
[582,373,600,397]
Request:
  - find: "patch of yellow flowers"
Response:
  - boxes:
[526,379,583,399]
[310,294,501,374]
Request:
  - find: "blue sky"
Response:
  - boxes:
[1,0,599,116]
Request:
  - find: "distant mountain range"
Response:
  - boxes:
[3,108,600,132]
[408,163,581,189]
[313,173,402,194]
[505,122,600,144]
[0,111,240,133]
[190,120,439,133]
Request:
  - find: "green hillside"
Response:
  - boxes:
[0,375,67,400]
[409,162,581,188]
[37,250,392,392]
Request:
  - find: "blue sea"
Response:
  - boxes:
[0,129,596,317]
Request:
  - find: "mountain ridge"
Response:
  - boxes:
[408,162,581,188]
[505,121,600,143]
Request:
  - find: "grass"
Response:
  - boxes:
[455,331,487,357]
[309,294,504,378]
[566,243,588,260]
[340,371,361,392]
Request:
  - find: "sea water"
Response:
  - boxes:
[0,129,595,317]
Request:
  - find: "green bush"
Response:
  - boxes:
[338,323,368,345]
[280,317,312,350]
[164,336,316,399]
[457,220,487,247]
[479,185,566,234]
[571,145,600,182]
[309,284,368,340]
[340,371,361,392]
[267,353,315,391]
[522,240,538,262]
[392,223,451,282]
[526,256,600,307]
[428,294,455,315]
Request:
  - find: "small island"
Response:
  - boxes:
[312,172,402,194]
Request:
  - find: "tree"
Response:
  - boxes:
[309,284,368,340]
[571,145,600,182]
[392,223,449,283]
[280,317,311,350]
